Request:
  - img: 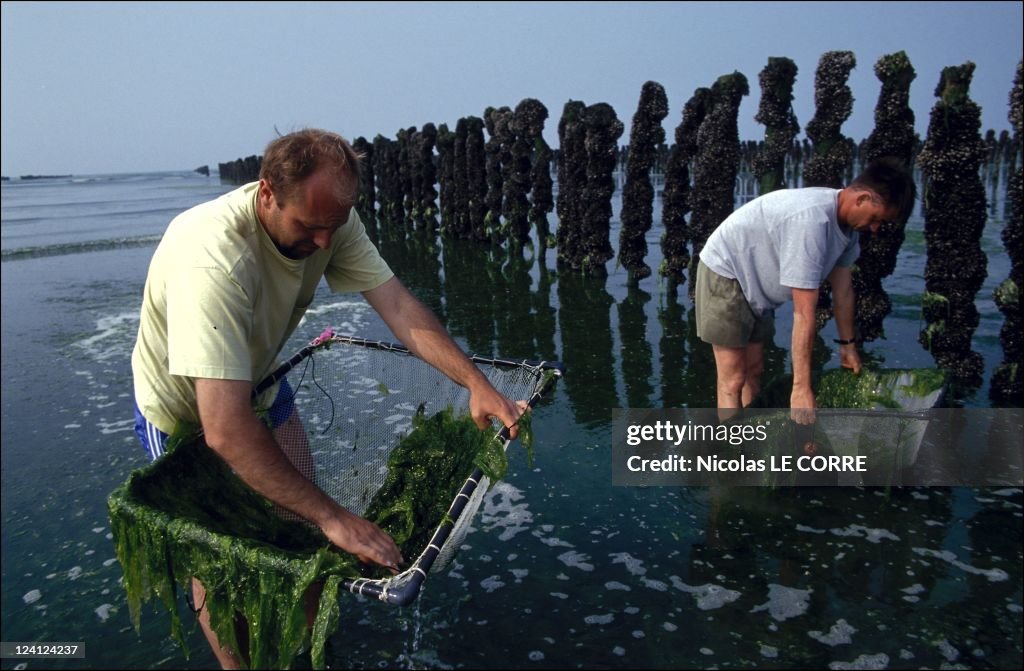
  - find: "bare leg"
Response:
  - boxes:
[712,344,747,422]
[740,342,765,407]
[192,577,247,670]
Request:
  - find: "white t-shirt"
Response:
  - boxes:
[132,182,393,435]
[699,187,859,316]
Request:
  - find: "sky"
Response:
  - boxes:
[2,1,1022,176]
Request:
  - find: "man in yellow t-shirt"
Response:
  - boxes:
[131,128,524,668]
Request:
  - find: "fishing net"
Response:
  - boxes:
[108,331,562,669]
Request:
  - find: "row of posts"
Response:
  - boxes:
[218,53,1023,404]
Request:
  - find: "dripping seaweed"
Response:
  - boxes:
[108,406,532,668]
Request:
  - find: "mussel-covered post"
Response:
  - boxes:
[688,72,749,299]
[352,136,376,225]
[464,116,488,242]
[451,118,470,239]
[660,88,709,295]
[855,51,918,342]
[436,124,456,232]
[556,100,588,270]
[530,117,555,251]
[752,57,800,195]
[992,60,1023,404]
[483,107,510,243]
[413,123,438,233]
[619,81,669,282]
[804,50,857,329]
[917,62,989,386]
[372,135,401,231]
[581,102,624,275]
[506,99,549,249]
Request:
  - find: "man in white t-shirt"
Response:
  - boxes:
[131,128,524,668]
[695,158,916,424]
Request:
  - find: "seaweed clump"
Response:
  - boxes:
[361,406,531,566]
[108,408,531,669]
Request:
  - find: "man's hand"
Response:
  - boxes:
[321,509,403,573]
[468,384,528,439]
[790,385,817,425]
[839,342,862,374]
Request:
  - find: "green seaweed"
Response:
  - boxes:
[108,407,533,669]
[361,407,532,566]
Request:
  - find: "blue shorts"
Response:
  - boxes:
[134,379,296,462]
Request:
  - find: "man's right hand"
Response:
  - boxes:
[322,509,404,573]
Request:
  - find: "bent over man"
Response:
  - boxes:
[695,158,916,424]
[131,128,523,667]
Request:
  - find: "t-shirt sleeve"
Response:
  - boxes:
[835,234,860,267]
[166,265,253,381]
[324,210,394,293]
[778,215,827,290]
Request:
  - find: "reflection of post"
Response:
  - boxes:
[441,238,496,355]
[618,284,654,408]
[493,253,537,359]
[533,258,559,362]
[658,301,689,409]
[557,272,619,426]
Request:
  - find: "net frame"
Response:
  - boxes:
[254,331,563,606]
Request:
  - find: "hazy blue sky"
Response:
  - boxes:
[2,1,1022,175]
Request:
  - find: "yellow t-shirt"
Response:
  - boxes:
[131,182,393,435]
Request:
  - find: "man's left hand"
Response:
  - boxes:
[839,343,862,374]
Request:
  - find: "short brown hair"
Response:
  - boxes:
[259,128,362,204]
[850,157,917,223]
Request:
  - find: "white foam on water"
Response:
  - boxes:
[74,311,140,363]
[670,577,740,610]
[900,583,925,595]
[557,551,594,572]
[751,584,812,621]
[623,606,639,614]
[612,646,625,656]
[760,644,779,658]
[509,569,528,583]
[911,547,1009,582]
[91,527,105,533]
[605,581,631,591]
[67,566,83,580]
[898,649,914,660]
[98,418,134,435]
[481,482,532,541]
[532,531,573,548]
[827,652,889,670]
[699,647,714,655]
[609,552,647,576]
[95,603,114,622]
[797,524,828,534]
[549,592,569,599]
[936,638,960,662]
[829,524,900,543]
[808,619,857,646]
[631,630,645,639]
[584,613,614,625]
[480,575,505,593]
[640,577,668,592]
[22,589,41,604]
[528,651,544,661]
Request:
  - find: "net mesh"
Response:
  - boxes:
[257,334,560,592]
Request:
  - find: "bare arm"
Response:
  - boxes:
[827,265,862,374]
[790,287,818,425]
[363,276,524,437]
[195,377,403,570]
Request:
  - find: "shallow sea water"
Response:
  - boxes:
[1,172,1021,669]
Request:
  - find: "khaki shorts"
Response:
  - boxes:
[694,260,775,347]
